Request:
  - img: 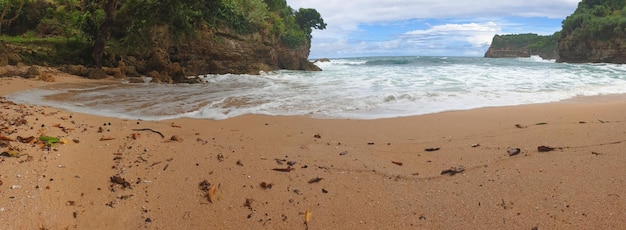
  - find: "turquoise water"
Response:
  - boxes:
[7,56,626,120]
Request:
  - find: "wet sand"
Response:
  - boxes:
[1,74,624,229]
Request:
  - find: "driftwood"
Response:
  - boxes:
[132,128,165,138]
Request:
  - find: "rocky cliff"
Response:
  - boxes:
[484,34,558,59]
[556,0,626,63]
[123,26,320,83]
[557,37,626,63]
[0,27,320,83]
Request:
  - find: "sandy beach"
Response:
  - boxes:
[1,72,625,229]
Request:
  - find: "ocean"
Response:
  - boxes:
[7,56,626,120]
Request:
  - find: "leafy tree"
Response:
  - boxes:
[561,0,626,40]
[0,0,24,35]
[294,8,326,39]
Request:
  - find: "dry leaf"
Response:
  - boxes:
[391,161,403,166]
[272,166,292,172]
[1,149,21,157]
[537,145,556,152]
[0,136,14,141]
[171,124,182,128]
[100,137,115,141]
[304,210,312,225]
[208,184,217,203]
[16,136,35,143]
[308,177,323,184]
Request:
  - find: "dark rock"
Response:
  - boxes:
[26,66,41,78]
[85,68,107,79]
[314,58,330,63]
[104,67,122,78]
[0,55,7,66]
[507,147,521,156]
[62,65,88,76]
[121,65,141,78]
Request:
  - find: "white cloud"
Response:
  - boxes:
[288,0,579,25]
[405,22,501,47]
[287,0,580,57]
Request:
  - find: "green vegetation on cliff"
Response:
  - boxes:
[486,0,626,62]
[484,33,559,59]
[561,0,626,40]
[0,0,325,76]
[558,0,626,63]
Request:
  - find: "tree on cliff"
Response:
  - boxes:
[0,0,24,35]
[561,0,626,39]
[91,0,120,68]
[294,8,326,39]
[558,0,626,63]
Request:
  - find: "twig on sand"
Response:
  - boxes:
[132,128,165,138]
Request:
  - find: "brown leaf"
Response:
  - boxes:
[391,161,403,166]
[207,184,217,203]
[0,136,14,141]
[100,137,115,141]
[424,147,440,152]
[515,124,527,128]
[304,210,312,225]
[17,136,35,143]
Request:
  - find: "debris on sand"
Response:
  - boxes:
[537,145,556,152]
[110,175,131,188]
[304,210,312,226]
[272,166,292,172]
[170,135,183,142]
[440,166,465,176]
[308,177,323,184]
[1,149,21,157]
[507,147,521,156]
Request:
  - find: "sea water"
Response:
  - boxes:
[7,56,626,120]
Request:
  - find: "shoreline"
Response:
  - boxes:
[1,75,625,229]
[5,73,626,122]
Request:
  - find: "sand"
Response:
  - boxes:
[0,73,625,229]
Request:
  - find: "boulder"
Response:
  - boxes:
[85,68,107,79]
[26,66,41,78]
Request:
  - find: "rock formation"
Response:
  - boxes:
[484,34,558,59]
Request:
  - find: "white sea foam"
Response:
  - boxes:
[7,56,626,120]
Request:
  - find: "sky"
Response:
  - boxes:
[286,0,581,58]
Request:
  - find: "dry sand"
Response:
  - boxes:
[0,73,624,229]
